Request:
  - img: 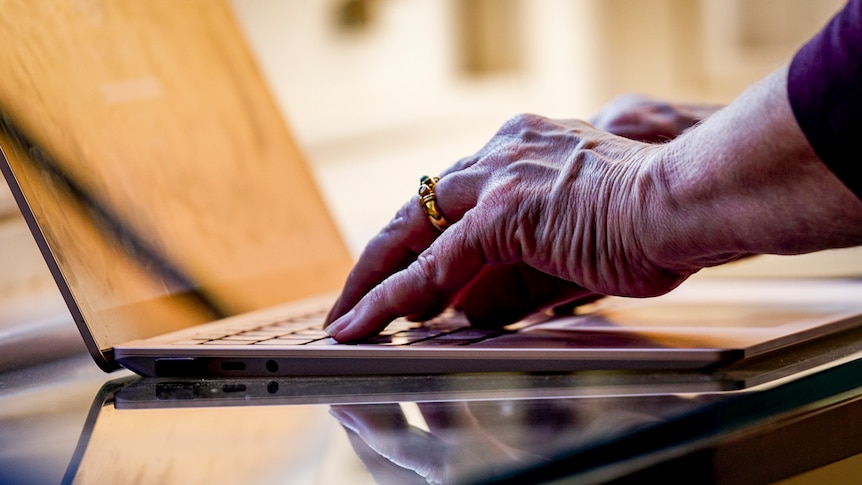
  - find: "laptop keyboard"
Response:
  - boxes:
[171,310,507,347]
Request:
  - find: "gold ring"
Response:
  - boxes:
[418,175,449,232]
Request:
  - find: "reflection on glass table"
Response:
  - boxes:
[328,396,709,485]
[64,347,862,485]
[67,375,719,485]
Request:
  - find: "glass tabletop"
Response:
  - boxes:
[5,322,862,485]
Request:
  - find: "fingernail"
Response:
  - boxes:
[325,308,355,338]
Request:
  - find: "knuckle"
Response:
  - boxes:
[413,251,440,287]
[497,112,543,136]
[474,189,528,262]
[391,200,415,227]
[364,284,388,308]
[575,137,598,151]
[374,202,413,240]
[448,155,479,173]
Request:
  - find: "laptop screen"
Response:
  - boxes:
[0,1,352,365]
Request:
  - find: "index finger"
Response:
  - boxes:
[325,213,487,342]
[325,171,481,325]
[324,196,436,325]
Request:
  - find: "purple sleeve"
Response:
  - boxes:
[788,0,862,200]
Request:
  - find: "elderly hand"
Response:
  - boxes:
[325,67,862,343]
[324,114,693,342]
[589,93,722,143]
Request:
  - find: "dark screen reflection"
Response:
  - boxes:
[330,394,712,484]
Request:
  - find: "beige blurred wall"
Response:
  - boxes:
[228,0,845,145]
[587,0,845,104]
[228,0,861,274]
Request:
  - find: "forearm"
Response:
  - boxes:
[654,66,862,272]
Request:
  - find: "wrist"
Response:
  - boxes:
[653,67,862,271]
[638,141,740,276]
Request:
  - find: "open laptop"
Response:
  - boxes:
[2,0,862,377]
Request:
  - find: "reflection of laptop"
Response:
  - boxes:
[2,1,862,377]
[61,351,862,485]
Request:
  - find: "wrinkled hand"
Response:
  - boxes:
[324,68,862,343]
[324,113,698,342]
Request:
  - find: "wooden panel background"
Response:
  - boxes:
[0,0,352,348]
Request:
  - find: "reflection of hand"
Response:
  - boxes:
[589,94,722,143]
[330,403,535,485]
[329,398,678,484]
[330,404,451,485]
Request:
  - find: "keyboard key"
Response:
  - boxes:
[170,339,209,345]
[253,338,309,345]
[201,340,253,345]
[408,328,504,346]
[303,337,339,346]
[219,335,266,342]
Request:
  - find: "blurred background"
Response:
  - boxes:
[230,0,859,271]
[1,0,859,335]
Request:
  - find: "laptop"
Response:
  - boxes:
[2,0,862,377]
